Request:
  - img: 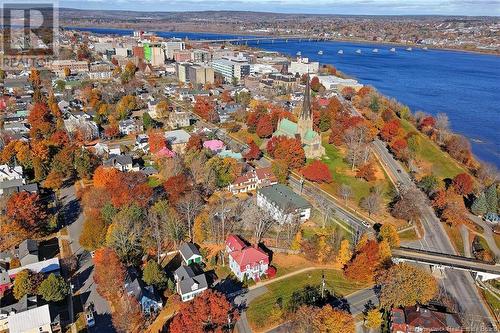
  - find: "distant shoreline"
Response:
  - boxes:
[65,25,499,57]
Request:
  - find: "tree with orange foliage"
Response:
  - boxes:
[186,134,203,152]
[310,76,323,92]
[6,192,47,231]
[93,247,125,302]
[256,114,274,138]
[302,160,332,183]
[356,163,376,182]
[93,166,120,188]
[357,86,372,98]
[244,140,261,161]
[344,239,381,283]
[452,173,473,196]
[380,119,401,142]
[169,290,238,333]
[390,138,409,161]
[148,129,166,154]
[432,189,448,211]
[194,96,218,122]
[104,122,119,138]
[266,136,305,169]
[341,87,355,100]
[28,103,54,139]
[109,172,152,208]
[313,305,355,333]
[246,111,261,133]
[164,174,189,204]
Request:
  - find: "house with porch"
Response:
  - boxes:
[225,235,269,282]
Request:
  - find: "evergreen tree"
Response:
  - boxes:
[485,184,498,214]
[142,260,168,289]
[37,273,69,302]
[143,112,154,130]
[471,192,488,216]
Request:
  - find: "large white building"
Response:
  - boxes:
[311,74,363,91]
[257,184,311,223]
[289,57,319,76]
[212,59,250,82]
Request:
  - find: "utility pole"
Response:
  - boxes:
[320,271,325,299]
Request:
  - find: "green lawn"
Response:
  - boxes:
[400,119,466,180]
[319,136,392,204]
[482,289,500,317]
[147,176,162,188]
[246,269,366,330]
[398,227,419,242]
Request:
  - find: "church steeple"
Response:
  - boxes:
[297,74,313,140]
[300,73,312,120]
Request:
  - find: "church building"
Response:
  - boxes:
[273,75,325,159]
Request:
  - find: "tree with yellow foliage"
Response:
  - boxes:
[364,309,383,329]
[378,239,392,262]
[313,305,355,333]
[336,239,352,267]
[193,211,208,244]
[379,224,400,248]
[376,263,438,308]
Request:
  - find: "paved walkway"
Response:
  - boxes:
[461,224,472,257]
[468,214,500,258]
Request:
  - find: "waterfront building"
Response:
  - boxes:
[289,57,319,76]
[212,59,250,82]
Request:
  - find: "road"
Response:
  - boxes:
[60,185,115,333]
[265,287,378,333]
[370,140,497,330]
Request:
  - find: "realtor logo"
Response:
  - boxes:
[1,1,58,69]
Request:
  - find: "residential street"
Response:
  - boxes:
[60,185,116,333]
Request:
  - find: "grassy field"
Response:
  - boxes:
[246,269,366,330]
[398,227,419,242]
[482,290,500,321]
[399,119,466,180]
[319,136,392,204]
[444,224,465,256]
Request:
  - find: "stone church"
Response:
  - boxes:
[273,75,325,159]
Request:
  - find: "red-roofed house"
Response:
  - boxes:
[227,167,278,195]
[226,235,269,282]
[391,306,463,333]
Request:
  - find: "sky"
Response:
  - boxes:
[58,0,500,16]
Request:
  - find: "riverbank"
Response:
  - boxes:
[65,24,499,56]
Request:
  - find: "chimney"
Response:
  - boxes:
[416,305,420,312]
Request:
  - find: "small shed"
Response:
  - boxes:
[179,243,202,266]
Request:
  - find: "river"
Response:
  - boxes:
[69,27,500,167]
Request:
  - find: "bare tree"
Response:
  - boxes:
[391,186,425,223]
[314,195,335,228]
[242,203,275,243]
[435,113,449,145]
[189,154,208,185]
[476,162,499,187]
[360,192,382,217]
[177,191,203,241]
[339,184,352,204]
[344,126,370,170]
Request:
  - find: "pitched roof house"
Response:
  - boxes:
[391,306,463,333]
[225,235,269,282]
[174,265,208,302]
[124,268,163,315]
[228,167,278,194]
[179,243,202,266]
[257,184,311,223]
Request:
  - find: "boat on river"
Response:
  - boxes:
[318,50,323,55]
[338,50,343,54]
[390,47,396,52]
[373,48,379,53]
[355,49,361,54]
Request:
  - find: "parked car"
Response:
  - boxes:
[85,310,95,328]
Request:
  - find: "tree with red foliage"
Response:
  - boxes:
[169,290,238,333]
[93,247,125,302]
[445,135,472,165]
[148,129,166,154]
[256,114,274,138]
[109,172,153,208]
[419,116,436,131]
[357,86,372,98]
[104,123,119,138]
[266,136,305,169]
[344,240,381,283]
[380,119,401,142]
[301,160,332,183]
[112,295,144,333]
[220,90,232,103]
[356,163,376,182]
[93,166,120,188]
[244,140,261,161]
[390,138,409,160]
[194,96,218,122]
[341,87,355,100]
[186,134,203,152]
[164,174,189,204]
[452,173,474,196]
[6,192,47,231]
[310,76,322,92]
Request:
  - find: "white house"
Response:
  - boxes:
[174,265,208,302]
[257,184,311,224]
[226,235,269,282]
[119,119,143,135]
[289,57,319,76]
[0,165,25,196]
[228,167,278,195]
